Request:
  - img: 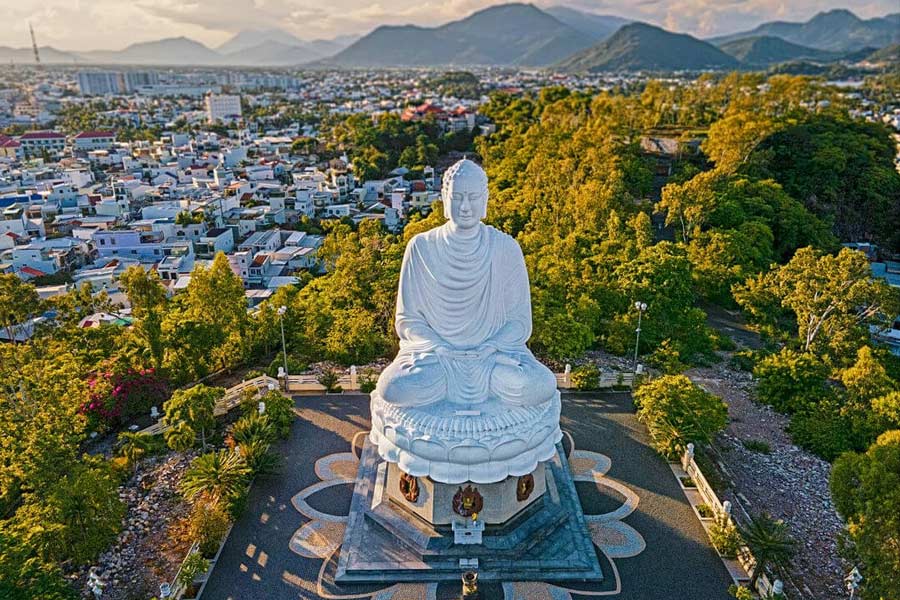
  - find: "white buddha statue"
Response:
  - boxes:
[369,159,562,484]
[375,159,557,409]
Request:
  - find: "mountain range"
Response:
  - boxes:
[709,9,900,52]
[0,4,895,71]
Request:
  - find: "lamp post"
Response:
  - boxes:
[277,305,288,390]
[633,301,647,373]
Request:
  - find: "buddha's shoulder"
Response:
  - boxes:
[484,225,523,255]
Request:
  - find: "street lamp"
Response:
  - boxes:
[277,305,288,389]
[633,301,647,373]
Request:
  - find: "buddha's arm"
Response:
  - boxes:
[482,240,532,353]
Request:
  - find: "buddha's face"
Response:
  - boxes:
[446,180,486,230]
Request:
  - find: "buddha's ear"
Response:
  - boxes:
[443,196,452,220]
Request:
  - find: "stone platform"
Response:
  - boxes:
[335,440,603,583]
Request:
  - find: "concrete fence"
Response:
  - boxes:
[679,444,789,598]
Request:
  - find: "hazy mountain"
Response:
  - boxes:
[0,46,80,64]
[222,40,325,66]
[544,6,630,41]
[307,34,359,58]
[79,37,222,65]
[710,9,900,52]
[719,35,836,66]
[865,43,900,63]
[216,28,305,55]
[327,3,595,67]
[558,22,740,72]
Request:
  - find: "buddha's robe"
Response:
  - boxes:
[375,222,557,407]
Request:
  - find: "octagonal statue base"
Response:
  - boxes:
[334,439,603,583]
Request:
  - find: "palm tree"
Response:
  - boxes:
[180,449,250,505]
[738,512,795,588]
[117,431,153,472]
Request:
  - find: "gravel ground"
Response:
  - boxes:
[687,360,846,600]
[71,452,195,600]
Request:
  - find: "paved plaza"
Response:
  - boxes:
[202,392,733,600]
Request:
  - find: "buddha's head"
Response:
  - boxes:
[442,159,488,230]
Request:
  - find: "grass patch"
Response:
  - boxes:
[742,439,771,454]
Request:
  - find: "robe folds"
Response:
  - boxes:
[376,222,555,407]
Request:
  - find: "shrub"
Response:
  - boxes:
[788,396,857,461]
[696,503,714,518]
[79,366,169,427]
[231,412,274,446]
[257,390,294,439]
[358,368,378,394]
[570,364,600,390]
[709,514,742,559]
[267,355,308,378]
[754,349,829,413]
[239,439,280,476]
[728,585,754,600]
[729,350,758,372]
[634,375,728,458]
[317,368,343,393]
[742,439,771,454]
[189,501,231,558]
[177,551,210,595]
[680,476,696,488]
[648,339,686,375]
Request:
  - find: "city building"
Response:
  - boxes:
[206,94,242,122]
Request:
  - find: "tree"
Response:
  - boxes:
[0,528,75,600]
[737,512,795,589]
[15,458,125,565]
[831,431,900,599]
[119,266,168,370]
[163,385,221,451]
[117,431,153,472]
[0,274,41,343]
[734,247,900,363]
[633,375,728,458]
[180,449,250,506]
[753,349,829,413]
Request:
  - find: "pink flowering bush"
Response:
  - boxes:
[80,366,169,427]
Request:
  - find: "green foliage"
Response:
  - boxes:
[117,431,155,471]
[162,253,249,383]
[231,412,274,446]
[747,115,900,250]
[633,375,728,458]
[788,397,857,461]
[696,503,714,518]
[735,247,899,363]
[0,527,76,600]
[648,339,686,374]
[830,431,900,599]
[570,364,600,390]
[709,514,743,559]
[358,368,378,394]
[163,385,222,451]
[753,349,829,413]
[189,500,232,558]
[317,368,343,393]
[738,512,795,588]
[0,274,42,342]
[266,355,307,378]
[14,457,125,566]
[180,449,250,507]
[177,551,210,589]
[258,390,294,439]
[238,439,280,476]
[742,439,771,454]
[728,584,755,600]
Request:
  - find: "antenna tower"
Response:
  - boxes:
[29,23,41,66]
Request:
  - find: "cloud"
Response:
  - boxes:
[1,0,897,50]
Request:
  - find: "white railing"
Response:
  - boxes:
[681,444,789,598]
[140,375,280,435]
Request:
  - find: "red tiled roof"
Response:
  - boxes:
[74,131,115,139]
[0,139,20,148]
[19,131,65,140]
[20,266,47,277]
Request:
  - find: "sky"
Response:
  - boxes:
[1,0,896,51]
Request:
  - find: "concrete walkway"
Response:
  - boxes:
[201,392,732,600]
